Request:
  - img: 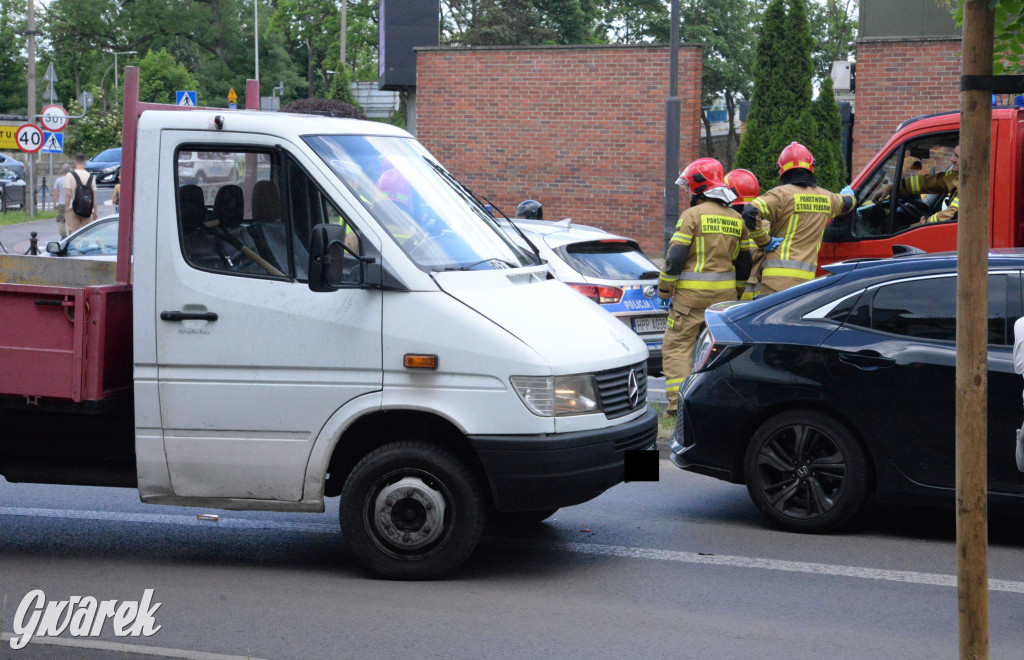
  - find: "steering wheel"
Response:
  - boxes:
[896,198,932,220]
[407,228,453,260]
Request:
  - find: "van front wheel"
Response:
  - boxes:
[340,441,487,580]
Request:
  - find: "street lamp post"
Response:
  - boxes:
[111,50,137,89]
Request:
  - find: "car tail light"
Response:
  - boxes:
[692,327,745,373]
[567,283,623,304]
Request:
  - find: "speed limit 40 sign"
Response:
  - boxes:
[16,124,44,153]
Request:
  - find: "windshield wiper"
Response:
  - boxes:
[422,157,543,264]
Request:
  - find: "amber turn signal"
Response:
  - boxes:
[404,354,438,369]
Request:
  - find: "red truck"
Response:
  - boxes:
[819,107,1024,265]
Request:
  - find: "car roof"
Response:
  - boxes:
[503,218,638,248]
[823,249,1024,280]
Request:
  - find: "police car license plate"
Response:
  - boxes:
[633,316,667,334]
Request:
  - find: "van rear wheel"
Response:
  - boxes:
[340,441,486,580]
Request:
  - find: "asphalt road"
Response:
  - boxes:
[0,187,116,255]
[3,463,1024,659]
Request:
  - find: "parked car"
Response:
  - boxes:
[502,217,666,375]
[45,215,119,259]
[177,149,241,186]
[670,252,1024,532]
[0,153,26,179]
[0,165,26,210]
[85,147,122,186]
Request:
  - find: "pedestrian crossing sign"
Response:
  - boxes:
[41,131,63,154]
[176,91,197,107]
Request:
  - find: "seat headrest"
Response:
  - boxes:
[214,185,245,228]
[179,185,206,230]
[252,180,282,224]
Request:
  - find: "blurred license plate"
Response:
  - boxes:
[632,316,667,333]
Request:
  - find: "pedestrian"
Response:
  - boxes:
[1013,316,1024,472]
[64,153,98,234]
[112,182,121,214]
[658,158,769,415]
[725,169,762,300]
[742,142,856,296]
[51,165,71,238]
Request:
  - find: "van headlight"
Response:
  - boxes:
[510,375,601,417]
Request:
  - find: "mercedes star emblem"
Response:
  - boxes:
[643,285,656,298]
[627,369,640,408]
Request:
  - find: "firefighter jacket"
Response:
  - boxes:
[900,170,958,224]
[747,184,855,290]
[658,198,749,309]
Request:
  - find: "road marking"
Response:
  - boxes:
[0,632,266,660]
[494,538,1024,594]
[3,505,1024,594]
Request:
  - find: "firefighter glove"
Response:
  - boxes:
[658,297,672,311]
[765,236,783,253]
[841,184,855,198]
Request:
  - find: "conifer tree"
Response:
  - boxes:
[765,0,817,185]
[811,76,847,190]
[734,0,788,189]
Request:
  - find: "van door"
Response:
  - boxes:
[154,133,382,502]
[824,132,961,267]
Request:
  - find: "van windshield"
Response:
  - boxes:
[305,135,537,271]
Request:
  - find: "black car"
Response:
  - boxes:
[670,252,1024,532]
[85,147,122,185]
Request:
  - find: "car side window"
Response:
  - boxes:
[845,275,1010,345]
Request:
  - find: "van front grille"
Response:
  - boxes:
[595,362,647,419]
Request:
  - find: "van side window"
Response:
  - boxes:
[852,132,960,239]
[175,147,360,281]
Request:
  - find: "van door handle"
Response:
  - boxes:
[160,311,218,322]
[837,350,895,370]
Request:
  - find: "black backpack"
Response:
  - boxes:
[71,171,95,217]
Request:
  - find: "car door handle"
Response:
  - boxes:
[838,350,895,370]
[160,311,218,322]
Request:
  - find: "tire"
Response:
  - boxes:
[491,508,559,526]
[340,440,487,580]
[744,410,870,533]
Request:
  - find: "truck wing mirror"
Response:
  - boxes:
[308,223,367,292]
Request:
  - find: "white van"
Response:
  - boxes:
[0,70,657,579]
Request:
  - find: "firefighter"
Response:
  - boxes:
[742,142,856,296]
[658,158,774,414]
[725,169,763,300]
[875,144,959,227]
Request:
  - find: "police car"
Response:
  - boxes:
[502,217,666,375]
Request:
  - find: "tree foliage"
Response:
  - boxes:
[950,0,1024,73]
[736,0,845,191]
[811,76,846,188]
[0,0,26,113]
[443,0,601,45]
[64,86,122,156]
[136,49,201,104]
[282,97,367,119]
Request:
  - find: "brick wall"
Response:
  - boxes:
[852,37,961,175]
[416,45,703,255]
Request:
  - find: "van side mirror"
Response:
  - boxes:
[308,223,366,292]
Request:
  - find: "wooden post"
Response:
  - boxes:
[956,1,994,658]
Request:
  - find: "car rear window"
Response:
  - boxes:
[556,241,660,280]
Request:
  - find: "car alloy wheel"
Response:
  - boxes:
[744,411,870,533]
